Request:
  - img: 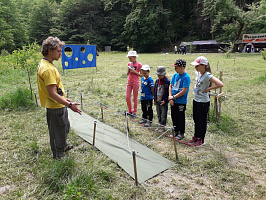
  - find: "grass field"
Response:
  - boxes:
[0,52,265,199]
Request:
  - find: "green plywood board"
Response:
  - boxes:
[68,109,174,184]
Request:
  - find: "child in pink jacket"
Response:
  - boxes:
[126,51,143,117]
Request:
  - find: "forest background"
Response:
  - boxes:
[0,0,266,53]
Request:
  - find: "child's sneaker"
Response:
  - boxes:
[188,136,197,144]
[139,119,146,124]
[144,121,151,127]
[176,133,184,140]
[194,138,205,146]
[129,113,136,118]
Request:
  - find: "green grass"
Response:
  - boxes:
[0,52,265,199]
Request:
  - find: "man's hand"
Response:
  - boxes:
[70,102,82,115]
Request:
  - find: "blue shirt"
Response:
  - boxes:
[140,76,154,100]
[170,72,191,104]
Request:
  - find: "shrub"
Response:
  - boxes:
[0,87,36,111]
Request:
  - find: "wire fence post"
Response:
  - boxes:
[66,90,69,99]
[125,111,130,133]
[80,93,83,110]
[172,129,179,161]
[132,150,138,186]
[100,103,103,121]
[93,121,97,146]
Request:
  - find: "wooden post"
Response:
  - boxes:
[93,121,97,146]
[100,103,103,121]
[217,71,223,123]
[132,150,138,186]
[80,93,83,110]
[66,90,69,99]
[172,129,179,160]
[34,92,38,107]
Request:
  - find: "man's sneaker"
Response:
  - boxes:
[195,138,205,146]
[176,133,184,140]
[144,121,151,127]
[139,119,147,124]
[188,136,197,144]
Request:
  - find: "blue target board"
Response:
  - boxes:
[62,45,96,70]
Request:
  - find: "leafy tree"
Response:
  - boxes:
[28,0,57,44]
[0,0,28,52]
[6,43,41,99]
[200,0,263,51]
[123,0,169,52]
[51,0,108,48]
[101,0,131,50]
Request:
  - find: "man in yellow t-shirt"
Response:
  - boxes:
[37,36,82,159]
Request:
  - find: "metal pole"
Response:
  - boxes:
[172,129,178,160]
[132,150,138,186]
[93,121,97,146]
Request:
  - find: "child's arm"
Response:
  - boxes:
[170,87,188,100]
[168,83,174,106]
[169,83,172,97]
[151,86,154,97]
[203,76,223,93]
[129,68,143,77]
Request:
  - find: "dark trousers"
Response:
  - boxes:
[156,103,168,126]
[141,99,153,122]
[46,107,70,159]
[171,103,186,134]
[193,100,210,140]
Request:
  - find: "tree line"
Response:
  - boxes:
[0,0,265,53]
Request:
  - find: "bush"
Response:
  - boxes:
[0,87,36,111]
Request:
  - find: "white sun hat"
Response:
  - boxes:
[126,50,139,57]
[140,64,150,71]
[190,56,209,66]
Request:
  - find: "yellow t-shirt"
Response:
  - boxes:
[37,59,66,108]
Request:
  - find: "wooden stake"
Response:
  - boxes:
[172,129,179,160]
[126,111,130,133]
[93,121,97,146]
[100,103,103,121]
[80,93,83,110]
[66,90,69,99]
[217,71,223,123]
[132,150,138,186]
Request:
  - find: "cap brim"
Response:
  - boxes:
[171,64,177,66]
[190,61,199,66]
[126,55,139,57]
